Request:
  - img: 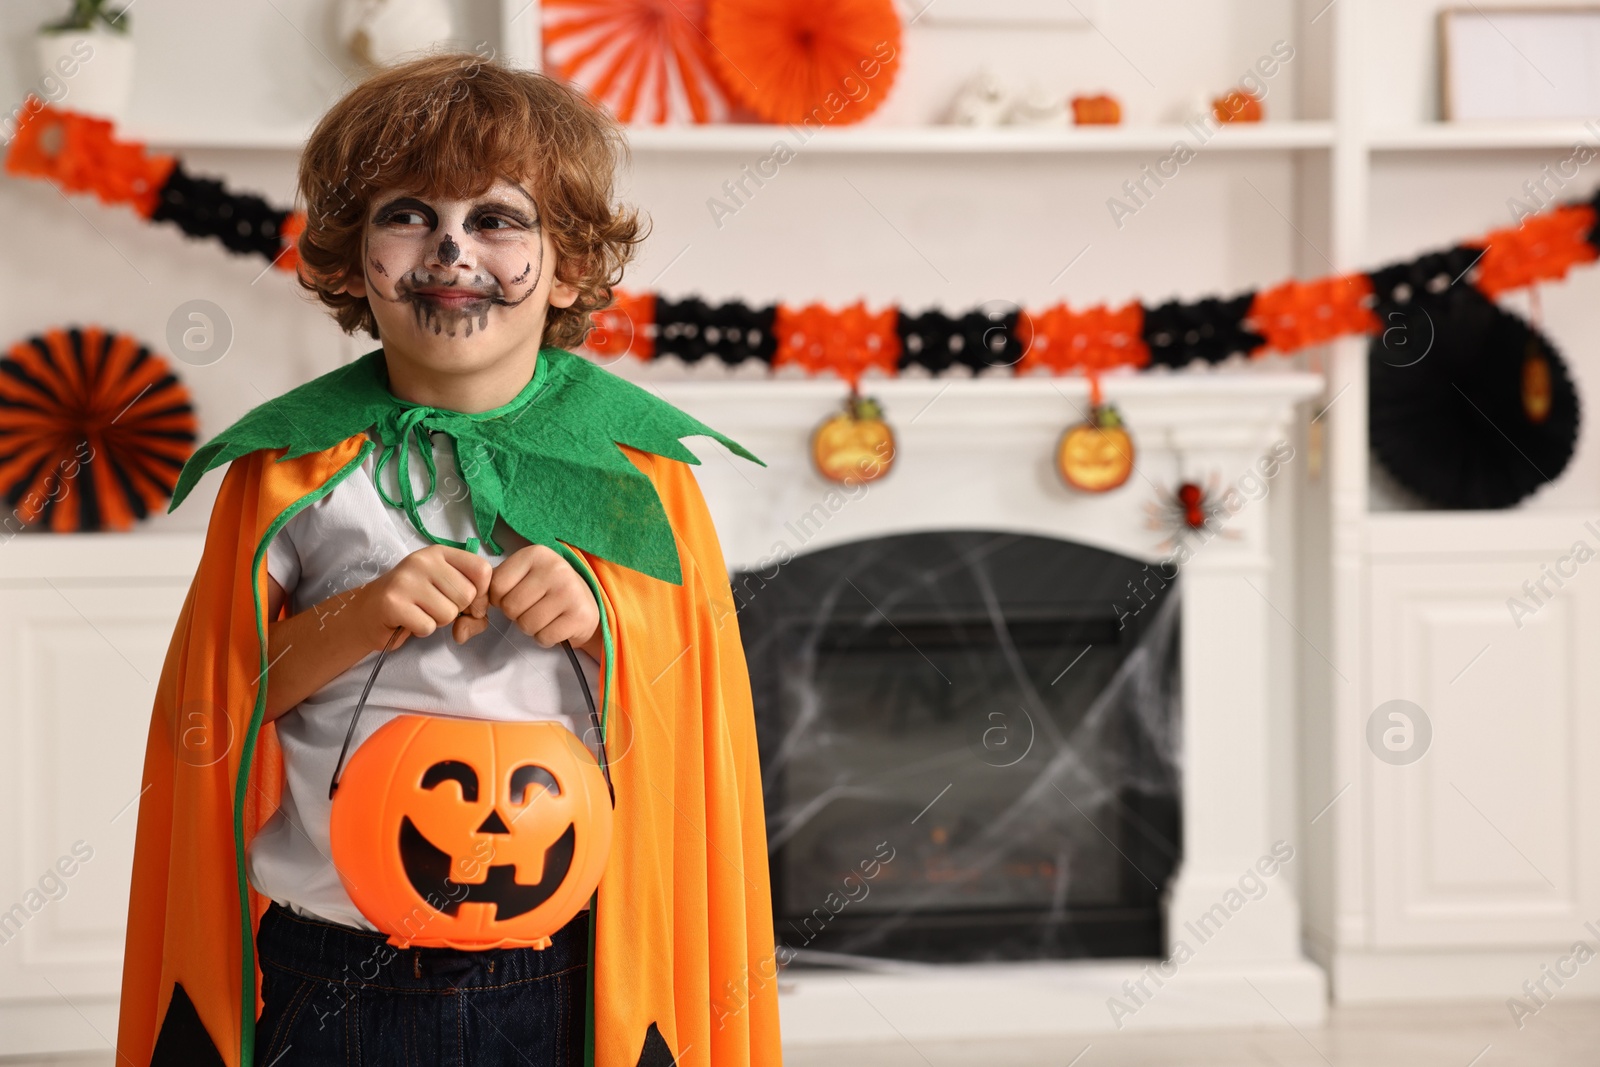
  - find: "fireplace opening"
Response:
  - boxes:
[734,531,1181,964]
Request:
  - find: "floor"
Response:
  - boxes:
[7,1001,1597,1066]
[780,1000,1600,1067]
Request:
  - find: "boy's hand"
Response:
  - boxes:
[453,544,600,653]
[361,544,492,651]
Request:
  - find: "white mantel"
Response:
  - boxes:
[652,371,1320,570]
[653,369,1330,1042]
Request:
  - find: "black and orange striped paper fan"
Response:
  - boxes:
[0,327,198,532]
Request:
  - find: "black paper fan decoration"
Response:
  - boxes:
[1369,290,1579,509]
[0,327,199,532]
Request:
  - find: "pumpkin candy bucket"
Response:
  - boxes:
[326,629,613,950]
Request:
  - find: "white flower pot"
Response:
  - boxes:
[34,29,135,122]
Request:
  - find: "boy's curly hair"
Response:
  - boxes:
[295,51,645,350]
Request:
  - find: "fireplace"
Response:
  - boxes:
[737,531,1181,964]
[642,369,1327,1038]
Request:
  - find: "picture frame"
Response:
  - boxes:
[1440,6,1600,120]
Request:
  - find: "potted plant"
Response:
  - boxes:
[35,0,135,121]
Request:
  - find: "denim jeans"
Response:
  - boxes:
[253,902,588,1067]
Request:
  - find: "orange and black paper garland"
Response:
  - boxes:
[4,99,305,274]
[583,210,1590,504]
[5,98,1592,507]
[583,211,1596,379]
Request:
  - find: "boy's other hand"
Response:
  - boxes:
[362,544,492,651]
[452,544,600,654]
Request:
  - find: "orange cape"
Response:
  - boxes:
[115,434,782,1066]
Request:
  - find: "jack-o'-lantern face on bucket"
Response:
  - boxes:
[329,717,612,950]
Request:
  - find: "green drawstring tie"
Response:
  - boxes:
[367,356,549,558]
[373,404,487,555]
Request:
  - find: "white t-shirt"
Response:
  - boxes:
[246,422,602,930]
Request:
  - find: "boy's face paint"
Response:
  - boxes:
[346,177,573,348]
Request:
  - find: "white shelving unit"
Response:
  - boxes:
[623,121,1337,154]
[1368,121,1600,150]
[1307,0,1600,1007]
[129,120,1339,155]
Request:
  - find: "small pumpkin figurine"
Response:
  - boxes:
[812,392,896,485]
[1057,404,1135,492]
[1071,94,1122,126]
[1212,88,1264,124]
[1523,338,1553,424]
[329,717,613,950]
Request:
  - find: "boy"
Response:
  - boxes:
[115,53,781,1067]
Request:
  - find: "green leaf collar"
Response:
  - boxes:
[169,347,763,585]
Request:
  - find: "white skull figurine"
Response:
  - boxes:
[1005,85,1070,128]
[944,70,1011,127]
[338,0,455,67]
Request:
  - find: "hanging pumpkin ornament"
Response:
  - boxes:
[811,392,895,485]
[1523,336,1553,423]
[1056,403,1134,492]
[1519,284,1553,426]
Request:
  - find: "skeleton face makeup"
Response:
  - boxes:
[358,178,552,341]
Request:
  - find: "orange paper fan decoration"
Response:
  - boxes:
[0,327,197,533]
[706,0,902,125]
[542,0,731,124]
